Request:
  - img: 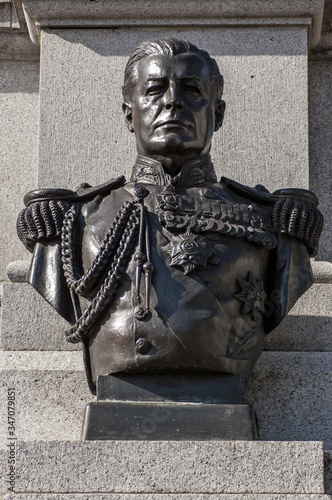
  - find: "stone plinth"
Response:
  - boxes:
[0,351,88,448]
[82,373,257,441]
[4,441,326,495]
[82,401,258,441]
[246,351,332,445]
[1,351,332,446]
[0,283,77,351]
[4,496,332,500]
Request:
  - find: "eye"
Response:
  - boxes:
[146,85,164,96]
[183,84,201,95]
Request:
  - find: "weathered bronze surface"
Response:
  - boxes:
[82,401,258,440]
[17,39,323,405]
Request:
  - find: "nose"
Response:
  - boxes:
[165,83,183,110]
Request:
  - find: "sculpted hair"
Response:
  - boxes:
[122,38,224,103]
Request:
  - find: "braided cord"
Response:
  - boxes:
[61,200,141,343]
[75,202,135,295]
[61,201,137,296]
[65,206,140,343]
[61,203,82,290]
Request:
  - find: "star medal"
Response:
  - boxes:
[234,272,267,320]
[163,232,219,274]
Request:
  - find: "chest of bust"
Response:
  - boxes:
[79,184,272,384]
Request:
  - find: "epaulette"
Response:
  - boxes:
[23,176,126,206]
[17,176,126,252]
[220,176,274,206]
[271,188,323,257]
[221,176,323,256]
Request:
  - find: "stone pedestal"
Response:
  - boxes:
[1,348,332,446]
[1,441,328,497]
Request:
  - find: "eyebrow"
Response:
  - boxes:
[180,76,202,83]
[144,75,203,84]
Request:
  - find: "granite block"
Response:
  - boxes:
[311,261,332,284]
[6,260,30,283]
[309,60,332,262]
[0,2,11,28]
[0,449,7,496]
[246,352,332,443]
[4,495,332,499]
[0,60,39,282]
[20,0,324,47]
[12,441,325,494]
[0,283,79,351]
[0,350,331,447]
[0,351,89,448]
[0,32,39,60]
[20,0,325,23]
[263,283,332,351]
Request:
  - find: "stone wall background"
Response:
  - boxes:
[309,60,332,263]
[37,28,309,191]
[0,60,39,281]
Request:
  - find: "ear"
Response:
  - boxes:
[214,100,225,132]
[122,102,134,133]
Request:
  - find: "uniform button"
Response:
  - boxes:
[135,338,150,354]
[134,305,148,320]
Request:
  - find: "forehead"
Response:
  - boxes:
[136,53,210,83]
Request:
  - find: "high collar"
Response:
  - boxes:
[130,154,217,187]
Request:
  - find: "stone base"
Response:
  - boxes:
[0,441,326,496]
[82,401,258,440]
[2,351,332,445]
[4,495,332,499]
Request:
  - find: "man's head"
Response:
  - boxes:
[122,39,225,173]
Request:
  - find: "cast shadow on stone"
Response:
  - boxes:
[53,28,307,57]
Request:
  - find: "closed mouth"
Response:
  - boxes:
[156,120,189,129]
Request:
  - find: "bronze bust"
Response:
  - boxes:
[17,39,323,401]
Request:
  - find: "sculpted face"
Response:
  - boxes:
[123,53,225,173]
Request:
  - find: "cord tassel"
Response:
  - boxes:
[134,200,146,304]
[143,215,154,316]
[133,184,150,320]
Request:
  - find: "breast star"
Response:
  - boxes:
[163,233,217,274]
[234,272,267,317]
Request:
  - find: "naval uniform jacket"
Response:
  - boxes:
[24,156,319,391]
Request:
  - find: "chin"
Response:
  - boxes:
[149,135,198,155]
